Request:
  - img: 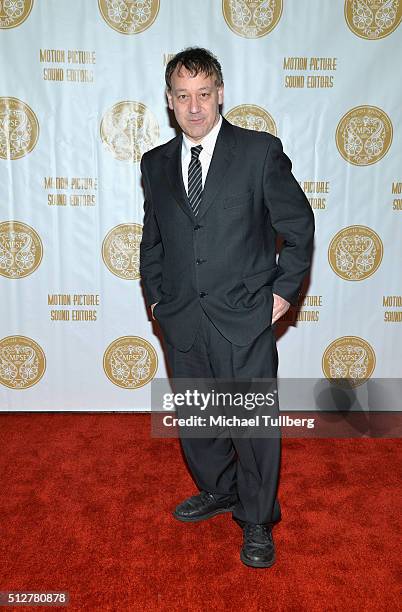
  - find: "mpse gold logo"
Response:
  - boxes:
[102,223,142,280]
[100,101,159,163]
[336,106,392,166]
[322,336,376,387]
[222,0,283,38]
[103,336,158,389]
[0,97,39,160]
[345,0,402,39]
[98,0,160,34]
[0,336,46,389]
[225,105,277,135]
[328,225,383,281]
[0,221,43,279]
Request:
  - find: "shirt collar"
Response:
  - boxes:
[182,114,222,158]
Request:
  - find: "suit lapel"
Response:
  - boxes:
[164,135,195,223]
[196,118,236,221]
[163,117,237,223]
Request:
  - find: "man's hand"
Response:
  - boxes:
[150,302,158,320]
[272,293,290,324]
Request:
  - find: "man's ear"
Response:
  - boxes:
[166,88,173,110]
[218,84,224,106]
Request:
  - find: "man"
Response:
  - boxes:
[139,47,314,568]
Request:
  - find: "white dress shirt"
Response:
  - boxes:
[181,114,223,194]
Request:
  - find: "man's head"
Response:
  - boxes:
[165,47,224,143]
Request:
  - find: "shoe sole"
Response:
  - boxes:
[172,505,236,523]
[240,549,276,568]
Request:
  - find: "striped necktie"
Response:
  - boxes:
[188,145,203,215]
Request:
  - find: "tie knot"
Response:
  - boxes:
[191,145,202,160]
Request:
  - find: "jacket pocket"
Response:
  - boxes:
[223,190,253,209]
[242,266,277,293]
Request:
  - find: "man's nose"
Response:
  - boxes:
[189,96,201,114]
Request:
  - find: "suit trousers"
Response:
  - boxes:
[163,307,281,525]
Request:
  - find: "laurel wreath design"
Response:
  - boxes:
[0,344,39,388]
[352,0,399,38]
[335,235,377,279]
[0,231,36,277]
[343,116,385,163]
[110,345,151,388]
[328,345,368,380]
[105,0,153,33]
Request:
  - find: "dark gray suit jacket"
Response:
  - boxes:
[139,117,314,351]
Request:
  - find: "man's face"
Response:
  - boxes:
[166,66,224,143]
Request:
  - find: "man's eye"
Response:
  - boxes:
[200,93,210,98]
[178,95,187,100]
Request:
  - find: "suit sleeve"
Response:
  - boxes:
[263,136,315,305]
[139,155,164,308]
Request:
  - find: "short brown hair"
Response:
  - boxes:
[165,47,223,91]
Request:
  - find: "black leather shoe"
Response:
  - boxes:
[240,523,276,568]
[173,491,237,522]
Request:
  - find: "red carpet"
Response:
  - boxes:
[0,414,400,611]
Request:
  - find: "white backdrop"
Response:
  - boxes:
[1,0,401,411]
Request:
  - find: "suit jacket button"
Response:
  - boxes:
[199,291,207,298]
[194,224,202,231]
[196,258,206,265]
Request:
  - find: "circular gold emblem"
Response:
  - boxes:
[322,336,376,387]
[100,101,159,162]
[0,97,39,160]
[225,104,277,135]
[336,105,392,166]
[345,0,402,39]
[222,0,283,38]
[328,225,383,281]
[102,223,142,280]
[103,336,158,388]
[0,220,43,279]
[0,335,46,389]
[0,0,33,28]
[98,0,159,34]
